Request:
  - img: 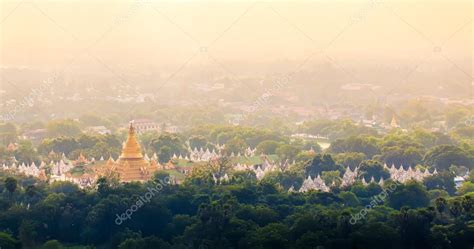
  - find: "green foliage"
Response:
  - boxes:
[321,170,342,187]
[225,137,248,155]
[78,114,113,129]
[333,152,365,170]
[380,146,423,167]
[445,107,471,128]
[305,154,343,177]
[149,133,187,160]
[248,223,290,249]
[289,138,322,153]
[14,140,40,165]
[231,170,257,185]
[275,144,300,161]
[5,177,17,194]
[294,151,316,165]
[41,240,63,249]
[424,145,473,171]
[399,100,432,124]
[451,125,474,143]
[300,119,378,140]
[189,135,215,151]
[351,222,399,249]
[46,119,82,138]
[338,191,360,207]
[38,137,79,156]
[19,220,38,249]
[1,123,474,248]
[358,160,390,182]
[0,123,17,146]
[388,181,430,209]
[49,181,80,195]
[38,134,121,158]
[0,232,19,249]
[380,131,424,150]
[196,125,286,148]
[458,181,474,195]
[260,171,302,190]
[256,140,280,155]
[236,205,279,226]
[157,146,172,164]
[0,172,472,248]
[329,135,380,158]
[423,172,456,195]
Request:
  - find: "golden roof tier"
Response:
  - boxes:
[120,123,144,159]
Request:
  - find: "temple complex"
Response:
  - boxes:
[0,122,445,189]
[103,122,158,182]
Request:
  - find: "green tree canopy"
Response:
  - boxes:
[358,160,390,182]
[46,119,82,138]
[424,145,473,171]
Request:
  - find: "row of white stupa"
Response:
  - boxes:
[212,173,230,183]
[210,159,292,183]
[214,161,439,191]
[1,160,75,179]
[179,146,257,162]
[2,152,438,190]
[3,144,256,173]
[385,163,437,182]
[296,164,438,193]
[2,159,97,188]
[234,159,293,180]
[0,146,257,180]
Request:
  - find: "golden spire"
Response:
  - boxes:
[391,114,399,128]
[119,122,144,159]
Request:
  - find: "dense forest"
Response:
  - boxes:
[0,172,473,249]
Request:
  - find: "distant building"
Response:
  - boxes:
[133,119,160,134]
[86,126,111,135]
[22,129,47,144]
[164,125,179,133]
[132,119,179,134]
[454,176,465,189]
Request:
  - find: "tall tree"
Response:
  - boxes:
[4,177,17,200]
[358,160,390,182]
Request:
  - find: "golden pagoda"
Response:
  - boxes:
[390,114,400,128]
[104,122,158,182]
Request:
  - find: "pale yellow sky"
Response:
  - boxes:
[0,0,472,73]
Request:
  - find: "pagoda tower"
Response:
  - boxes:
[390,114,400,128]
[106,122,158,182]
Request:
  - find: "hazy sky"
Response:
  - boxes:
[0,0,472,76]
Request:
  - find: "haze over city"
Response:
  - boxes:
[0,1,473,249]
